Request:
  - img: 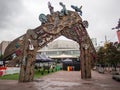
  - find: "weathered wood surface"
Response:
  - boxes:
[19,30,38,82]
[4,10,96,82]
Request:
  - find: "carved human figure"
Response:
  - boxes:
[48,2,54,14]
[39,14,48,24]
[54,13,60,28]
[71,5,82,16]
[59,2,68,16]
[28,39,34,50]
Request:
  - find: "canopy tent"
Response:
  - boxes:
[35,54,55,74]
[50,54,77,59]
[62,58,80,71]
[62,58,73,63]
[36,53,53,63]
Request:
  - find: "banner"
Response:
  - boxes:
[117,30,120,42]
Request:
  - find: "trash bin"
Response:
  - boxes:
[69,66,72,71]
[55,65,60,71]
[72,66,75,71]
[67,66,70,71]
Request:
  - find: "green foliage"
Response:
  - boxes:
[34,69,56,79]
[97,42,120,68]
[0,69,57,80]
[0,73,19,80]
[97,47,106,65]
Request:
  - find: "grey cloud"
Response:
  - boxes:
[85,0,120,42]
[0,0,120,43]
[0,0,24,28]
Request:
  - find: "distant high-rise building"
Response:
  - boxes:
[0,41,11,55]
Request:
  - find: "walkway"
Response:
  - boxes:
[0,71,120,90]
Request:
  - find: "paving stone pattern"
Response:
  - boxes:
[0,71,120,90]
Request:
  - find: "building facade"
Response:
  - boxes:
[0,41,11,55]
[38,40,80,59]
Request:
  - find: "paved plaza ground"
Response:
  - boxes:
[0,71,120,90]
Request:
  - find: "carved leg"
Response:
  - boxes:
[19,30,38,82]
[80,41,91,79]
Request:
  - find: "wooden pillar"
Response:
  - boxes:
[19,30,38,82]
[80,38,91,79]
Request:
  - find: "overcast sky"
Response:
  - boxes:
[0,0,120,45]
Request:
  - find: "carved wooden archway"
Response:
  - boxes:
[4,10,96,82]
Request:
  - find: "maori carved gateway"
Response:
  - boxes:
[4,2,96,82]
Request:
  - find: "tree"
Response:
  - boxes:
[97,47,106,65]
[105,42,118,70]
[97,42,120,71]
